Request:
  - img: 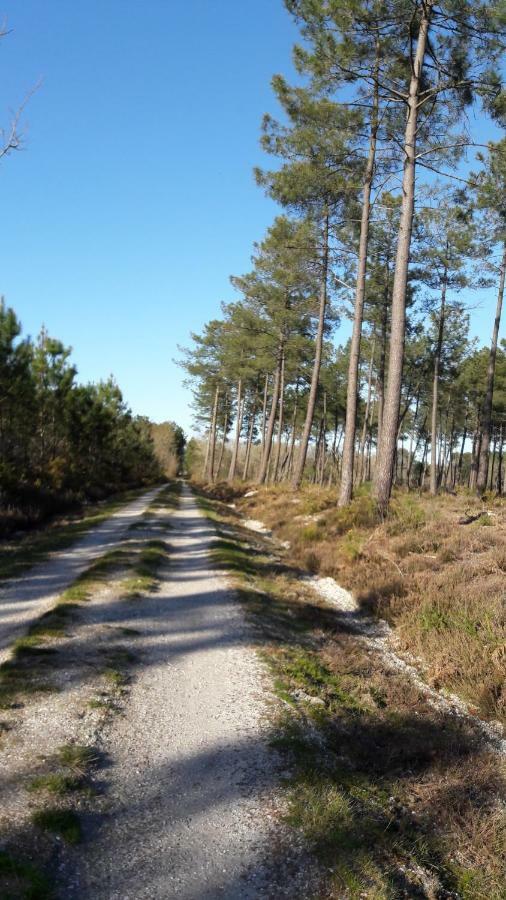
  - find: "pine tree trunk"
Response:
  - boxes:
[339,51,380,506]
[258,343,284,484]
[286,382,299,478]
[476,241,506,493]
[373,2,433,515]
[489,431,497,491]
[497,424,503,495]
[457,416,467,487]
[376,269,390,451]
[243,393,257,481]
[228,379,243,482]
[469,427,480,489]
[292,211,330,489]
[214,394,228,481]
[430,271,448,495]
[273,351,285,482]
[261,373,269,457]
[206,385,220,482]
[203,429,211,480]
[357,338,376,484]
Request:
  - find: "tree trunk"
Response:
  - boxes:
[358,338,376,484]
[214,394,228,481]
[373,2,433,515]
[206,385,220,482]
[292,211,330,489]
[228,379,243,482]
[261,373,269,457]
[339,51,379,506]
[376,267,390,451]
[243,402,256,482]
[430,270,448,495]
[258,343,284,484]
[476,241,506,493]
[286,381,300,479]
[273,351,285,482]
[457,416,467,488]
[497,423,503,495]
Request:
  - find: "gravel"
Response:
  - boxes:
[61,485,302,899]
[0,487,163,665]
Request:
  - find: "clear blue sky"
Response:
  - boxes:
[0,2,502,436]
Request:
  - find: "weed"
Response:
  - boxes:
[28,774,81,796]
[31,808,81,844]
[0,850,52,899]
[57,743,95,772]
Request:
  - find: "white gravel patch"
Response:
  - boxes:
[306,573,506,754]
[238,509,506,757]
[303,576,358,612]
[243,519,271,536]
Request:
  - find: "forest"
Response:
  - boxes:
[181,0,506,511]
[0,300,184,534]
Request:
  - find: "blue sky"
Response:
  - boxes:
[0,2,503,436]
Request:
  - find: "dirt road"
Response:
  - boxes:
[0,486,163,664]
[60,484,297,899]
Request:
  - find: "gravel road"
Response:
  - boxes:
[62,484,292,900]
[0,486,163,664]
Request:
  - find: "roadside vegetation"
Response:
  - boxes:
[196,484,506,899]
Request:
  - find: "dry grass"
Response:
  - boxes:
[197,484,506,899]
[235,484,506,726]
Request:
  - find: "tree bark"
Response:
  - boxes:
[206,385,220,482]
[476,241,506,493]
[214,394,228,481]
[243,391,257,481]
[373,1,433,515]
[339,46,380,506]
[292,211,330,489]
[261,372,269,458]
[273,350,285,482]
[257,343,284,484]
[376,266,390,452]
[357,337,376,484]
[228,379,243,482]
[430,268,448,495]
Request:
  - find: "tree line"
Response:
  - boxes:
[0,301,182,533]
[181,0,506,513]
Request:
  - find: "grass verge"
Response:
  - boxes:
[0,486,156,584]
[197,485,506,900]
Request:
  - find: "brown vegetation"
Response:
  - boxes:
[207,482,506,726]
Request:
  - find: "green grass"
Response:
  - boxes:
[28,774,82,796]
[122,539,170,598]
[0,850,52,900]
[57,743,96,772]
[31,808,81,844]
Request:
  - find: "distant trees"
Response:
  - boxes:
[150,422,186,477]
[0,301,163,533]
